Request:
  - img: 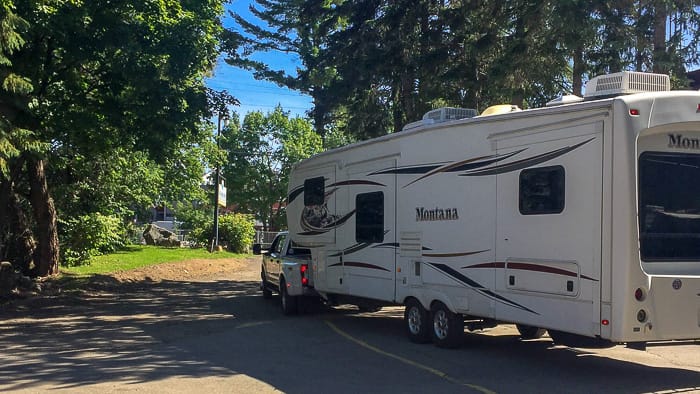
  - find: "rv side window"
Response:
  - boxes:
[304,176,325,206]
[356,191,384,243]
[519,166,565,215]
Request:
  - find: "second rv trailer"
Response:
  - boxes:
[286,72,700,346]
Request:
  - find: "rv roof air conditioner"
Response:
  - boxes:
[584,71,670,100]
[423,107,478,122]
[402,107,477,131]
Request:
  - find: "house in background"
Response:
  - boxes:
[688,69,700,89]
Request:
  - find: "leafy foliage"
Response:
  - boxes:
[218,213,256,253]
[0,0,229,276]
[221,107,322,230]
[187,212,256,253]
[59,213,131,267]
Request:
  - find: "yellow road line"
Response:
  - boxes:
[324,320,496,394]
[236,321,273,329]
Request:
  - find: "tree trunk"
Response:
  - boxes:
[10,188,36,276]
[27,157,59,276]
[652,1,667,73]
[0,178,9,260]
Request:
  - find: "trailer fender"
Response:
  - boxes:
[406,290,460,316]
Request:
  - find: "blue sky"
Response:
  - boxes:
[205,0,313,119]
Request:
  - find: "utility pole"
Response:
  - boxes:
[212,111,228,251]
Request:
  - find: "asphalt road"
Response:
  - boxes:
[1,259,699,394]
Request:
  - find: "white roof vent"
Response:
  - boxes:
[584,71,670,99]
[422,107,478,123]
[546,94,584,107]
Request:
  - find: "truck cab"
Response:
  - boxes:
[254,231,316,314]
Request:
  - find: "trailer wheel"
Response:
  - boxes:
[404,299,430,343]
[430,302,463,348]
[261,271,272,299]
[516,324,546,339]
[280,279,298,315]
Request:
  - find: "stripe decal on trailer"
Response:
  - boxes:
[427,263,539,315]
[464,262,598,282]
[459,138,594,177]
[329,261,391,272]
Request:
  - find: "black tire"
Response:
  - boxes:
[280,279,298,315]
[516,324,546,340]
[404,299,431,343]
[261,271,272,299]
[430,301,464,348]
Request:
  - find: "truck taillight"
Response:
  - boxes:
[301,264,309,286]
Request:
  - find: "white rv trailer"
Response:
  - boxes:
[286,71,700,348]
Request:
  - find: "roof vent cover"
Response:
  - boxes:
[584,71,670,99]
[422,107,478,123]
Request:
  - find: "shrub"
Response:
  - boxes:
[59,213,130,266]
[218,213,256,253]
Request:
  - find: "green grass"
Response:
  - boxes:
[61,245,249,276]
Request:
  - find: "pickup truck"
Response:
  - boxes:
[253,231,316,314]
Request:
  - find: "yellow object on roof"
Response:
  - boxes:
[480,104,522,116]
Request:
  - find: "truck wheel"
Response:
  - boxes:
[261,272,272,299]
[404,299,430,343]
[280,279,298,315]
[430,301,463,348]
[516,324,546,340]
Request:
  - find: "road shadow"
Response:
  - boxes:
[327,311,700,394]
[0,277,274,391]
[1,277,699,394]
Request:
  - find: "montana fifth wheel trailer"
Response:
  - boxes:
[286,72,700,348]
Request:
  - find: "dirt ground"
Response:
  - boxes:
[107,256,261,283]
[0,255,262,308]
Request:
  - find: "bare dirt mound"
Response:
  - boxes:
[1,256,262,309]
[109,257,260,283]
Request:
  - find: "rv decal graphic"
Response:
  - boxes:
[329,180,386,187]
[403,150,525,187]
[329,231,391,257]
[368,150,524,186]
[329,261,391,272]
[428,263,538,314]
[287,179,386,205]
[300,209,355,235]
[298,181,379,235]
[459,138,594,177]
[367,138,593,186]
[416,207,459,221]
[422,249,489,258]
[464,262,599,282]
[287,185,304,204]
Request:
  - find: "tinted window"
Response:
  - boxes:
[272,234,286,255]
[519,166,565,215]
[304,177,325,206]
[356,192,384,243]
[639,152,700,261]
